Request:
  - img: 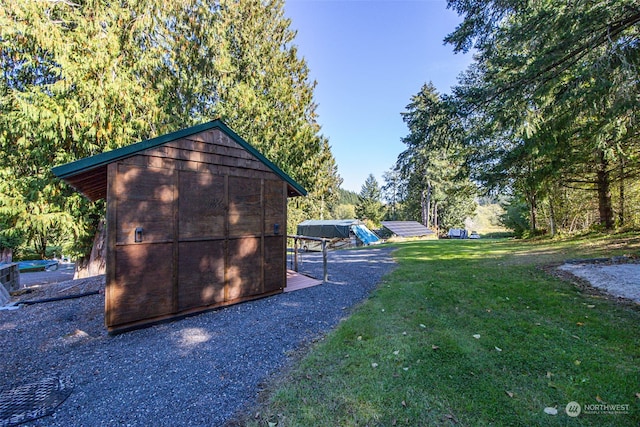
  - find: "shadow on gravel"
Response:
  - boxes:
[0,247,396,426]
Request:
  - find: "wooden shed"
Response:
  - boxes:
[52,120,306,333]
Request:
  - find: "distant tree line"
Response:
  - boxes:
[0,0,340,260]
[384,0,640,237]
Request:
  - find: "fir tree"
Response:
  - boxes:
[448,0,640,230]
[355,174,386,226]
[0,0,340,259]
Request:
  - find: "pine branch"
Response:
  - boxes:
[467,9,640,110]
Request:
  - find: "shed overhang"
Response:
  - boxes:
[52,120,307,201]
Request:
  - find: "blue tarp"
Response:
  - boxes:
[17,260,59,271]
[351,224,380,245]
[296,219,380,246]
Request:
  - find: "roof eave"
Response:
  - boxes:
[52,119,308,198]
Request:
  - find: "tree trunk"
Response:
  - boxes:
[433,201,438,233]
[0,248,12,263]
[528,192,537,234]
[421,184,431,228]
[421,190,426,226]
[35,235,47,259]
[618,160,625,226]
[596,149,614,230]
[548,199,556,237]
[74,219,106,279]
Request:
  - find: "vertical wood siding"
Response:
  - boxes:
[105,128,288,333]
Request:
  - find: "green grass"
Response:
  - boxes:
[242,236,640,426]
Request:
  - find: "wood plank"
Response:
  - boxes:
[121,156,148,168]
[184,129,216,144]
[178,170,226,239]
[260,179,265,294]
[175,159,201,172]
[109,243,174,327]
[150,144,271,172]
[114,163,175,244]
[263,179,285,236]
[65,165,108,201]
[264,236,285,292]
[107,289,283,334]
[177,240,226,311]
[200,151,268,171]
[114,163,174,200]
[105,163,118,327]
[169,138,196,152]
[116,203,174,244]
[282,181,288,286]
[147,155,175,170]
[172,169,179,314]
[169,135,262,162]
[228,176,263,237]
[198,163,276,180]
[227,237,262,300]
[170,132,254,158]
[285,270,322,292]
[224,174,229,302]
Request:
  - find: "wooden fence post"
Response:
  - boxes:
[288,234,328,281]
[322,239,328,283]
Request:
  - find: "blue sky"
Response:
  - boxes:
[284,0,473,193]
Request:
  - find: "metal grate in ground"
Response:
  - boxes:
[0,376,73,427]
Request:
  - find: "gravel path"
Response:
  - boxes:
[18,262,76,287]
[558,260,640,303]
[0,247,395,426]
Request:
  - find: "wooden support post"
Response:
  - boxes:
[322,239,328,283]
[288,234,326,280]
[293,237,299,272]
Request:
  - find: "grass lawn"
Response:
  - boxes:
[242,235,640,426]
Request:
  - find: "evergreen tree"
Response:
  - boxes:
[327,188,359,220]
[355,174,385,226]
[396,83,476,231]
[382,169,403,221]
[212,0,341,228]
[0,0,172,258]
[337,188,360,206]
[0,0,340,258]
[448,0,640,231]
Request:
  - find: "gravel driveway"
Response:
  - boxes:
[17,263,76,288]
[0,247,395,426]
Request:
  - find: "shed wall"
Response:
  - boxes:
[105,128,287,332]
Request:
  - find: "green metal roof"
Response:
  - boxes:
[52,119,307,198]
